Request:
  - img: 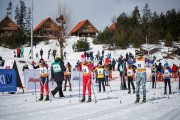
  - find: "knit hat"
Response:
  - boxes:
[164,63,169,67]
[81,54,86,63]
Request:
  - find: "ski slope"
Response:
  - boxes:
[0,36,180,120]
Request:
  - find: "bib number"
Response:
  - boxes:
[53,64,62,73]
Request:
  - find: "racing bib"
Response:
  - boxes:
[164,69,170,77]
[97,68,104,75]
[40,67,48,77]
[82,65,89,74]
[52,63,62,73]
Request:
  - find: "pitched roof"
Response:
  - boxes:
[70,19,98,33]
[34,17,58,31]
[109,23,115,30]
[0,16,19,28]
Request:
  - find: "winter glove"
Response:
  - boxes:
[31,61,35,65]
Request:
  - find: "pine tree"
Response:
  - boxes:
[25,7,31,36]
[14,0,27,45]
[6,1,12,18]
[165,32,173,47]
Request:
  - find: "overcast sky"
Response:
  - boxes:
[0,0,180,31]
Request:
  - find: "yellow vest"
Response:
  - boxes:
[96,67,104,78]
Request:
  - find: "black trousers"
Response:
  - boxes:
[120,72,127,90]
[64,75,71,90]
[152,77,156,88]
[98,78,105,91]
[127,77,135,91]
[164,79,171,94]
[52,81,64,96]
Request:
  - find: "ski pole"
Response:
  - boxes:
[79,71,80,102]
[108,76,112,92]
[91,76,97,103]
[34,72,37,101]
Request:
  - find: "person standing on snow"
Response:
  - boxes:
[52,49,57,59]
[48,49,51,59]
[172,64,178,81]
[162,63,172,94]
[150,64,157,89]
[20,46,24,58]
[128,51,156,103]
[40,48,43,59]
[94,64,106,92]
[0,56,5,68]
[17,47,20,58]
[126,64,135,94]
[32,59,50,101]
[51,56,66,98]
[64,51,67,59]
[79,54,93,103]
[64,62,72,91]
[112,58,116,71]
[118,56,127,90]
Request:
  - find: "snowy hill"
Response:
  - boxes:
[0,36,180,120]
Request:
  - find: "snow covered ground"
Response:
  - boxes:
[0,36,180,120]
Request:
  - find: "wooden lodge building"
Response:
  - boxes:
[109,23,115,30]
[69,19,98,37]
[34,17,59,38]
[0,16,19,37]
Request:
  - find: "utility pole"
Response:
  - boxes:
[31,0,33,59]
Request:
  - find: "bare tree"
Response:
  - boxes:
[55,1,72,59]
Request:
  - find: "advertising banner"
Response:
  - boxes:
[0,69,16,92]
[24,69,55,91]
[71,70,82,87]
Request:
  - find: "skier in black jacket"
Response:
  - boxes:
[51,56,66,97]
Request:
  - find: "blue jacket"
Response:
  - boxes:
[161,68,172,80]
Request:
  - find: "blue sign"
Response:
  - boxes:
[0,69,17,92]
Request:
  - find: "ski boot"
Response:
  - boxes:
[81,96,85,102]
[142,96,146,103]
[87,96,91,103]
[128,90,131,94]
[59,90,65,97]
[135,95,140,103]
[69,88,72,91]
[39,94,43,101]
[133,90,135,94]
[45,95,50,101]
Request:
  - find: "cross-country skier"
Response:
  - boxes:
[151,64,157,89]
[128,51,156,103]
[126,64,135,94]
[64,62,72,91]
[79,54,92,103]
[32,59,50,101]
[117,56,127,90]
[162,63,172,94]
[94,64,106,92]
[51,56,66,97]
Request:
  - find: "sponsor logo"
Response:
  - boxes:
[28,78,40,82]
[0,74,12,84]
[73,76,80,81]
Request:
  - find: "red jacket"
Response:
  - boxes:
[17,48,20,54]
[172,65,178,72]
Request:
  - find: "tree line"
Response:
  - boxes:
[95,3,180,48]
